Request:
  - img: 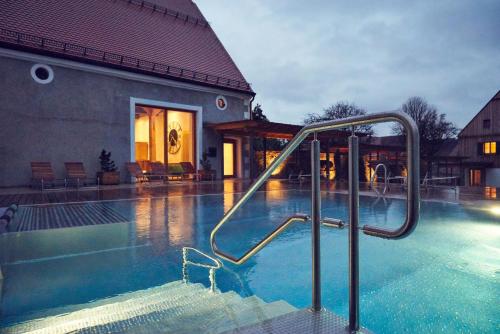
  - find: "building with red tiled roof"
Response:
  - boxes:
[0,0,255,186]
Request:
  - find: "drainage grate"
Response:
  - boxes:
[12,203,129,231]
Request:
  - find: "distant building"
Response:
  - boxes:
[457,91,500,187]
[0,0,254,187]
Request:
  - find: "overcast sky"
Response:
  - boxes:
[196,0,500,134]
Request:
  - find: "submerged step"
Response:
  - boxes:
[1,280,298,334]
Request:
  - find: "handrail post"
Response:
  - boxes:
[348,134,360,332]
[311,135,321,311]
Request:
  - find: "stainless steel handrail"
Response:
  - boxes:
[211,213,309,265]
[211,111,420,248]
[210,110,420,332]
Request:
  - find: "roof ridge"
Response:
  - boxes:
[115,0,209,27]
[0,28,253,93]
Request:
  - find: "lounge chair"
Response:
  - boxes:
[180,162,201,181]
[288,170,311,183]
[30,162,63,190]
[126,162,148,183]
[64,162,99,188]
[167,163,185,180]
[149,162,169,182]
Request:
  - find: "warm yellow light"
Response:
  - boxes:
[261,151,288,176]
[490,206,500,216]
[484,142,496,155]
[224,142,235,176]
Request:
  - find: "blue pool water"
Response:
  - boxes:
[0,190,498,333]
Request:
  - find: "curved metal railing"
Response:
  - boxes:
[211,111,420,259]
[211,213,310,265]
[210,111,420,331]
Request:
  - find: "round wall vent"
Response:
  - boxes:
[216,95,228,111]
[31,64,54,84]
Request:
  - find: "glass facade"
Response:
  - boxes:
[135,106,195,169]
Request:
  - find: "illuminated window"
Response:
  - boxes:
[483,142,496,155]
[223,141,236,177]
[134,106,195,169]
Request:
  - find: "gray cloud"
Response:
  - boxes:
[196,0,500,133]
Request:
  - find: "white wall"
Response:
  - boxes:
[485,168,500,187]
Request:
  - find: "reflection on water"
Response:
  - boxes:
[223,181,236,213]
[0,191,498,333]
[133,197,195,248]
[167,196,194,247]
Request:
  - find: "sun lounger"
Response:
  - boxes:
[288,170,311,183]
[148,162,169,182]
[64,162,99,188]
[30,162,64,190]
[180,162,201,181]
[126,162,148,183]
[167,163,185,180]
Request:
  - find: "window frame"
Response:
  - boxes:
[483,141,497,155]
[482,119,491,129]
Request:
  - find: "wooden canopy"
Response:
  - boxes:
[208,120,353,140]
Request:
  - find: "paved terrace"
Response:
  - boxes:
[0,179,497,207]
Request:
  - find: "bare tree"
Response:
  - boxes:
[392,96,458,176]
[304,102,373,135]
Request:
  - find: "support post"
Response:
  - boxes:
[311,136,321,311]
[263,137,267,171]
[249,136,255,180]
[326,139,331,181]
[348,134,360,332]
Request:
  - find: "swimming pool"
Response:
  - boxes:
[0,190,498,333]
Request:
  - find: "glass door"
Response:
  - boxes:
[223,140,236,178]
[134,106,196,172]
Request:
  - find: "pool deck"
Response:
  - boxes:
[0,179,497,208]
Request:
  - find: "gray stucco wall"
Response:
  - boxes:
[0,54,252,187]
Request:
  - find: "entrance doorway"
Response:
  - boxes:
[223,140,237,178]
[134,105,196,171]
[469,169,482,186]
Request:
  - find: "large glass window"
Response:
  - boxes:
[135,107,165,163]
[135,106,195,170]
[166,110,195,164]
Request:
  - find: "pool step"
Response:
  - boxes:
[1,280,296,334]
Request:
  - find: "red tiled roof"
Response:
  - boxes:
[0,0,254,94]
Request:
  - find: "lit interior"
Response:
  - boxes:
[470,169,481,186]
[135,107,195,168]
[224,142,235,177]
[483,141,496,155]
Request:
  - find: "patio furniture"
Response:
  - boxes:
[288,170,311,183]
[64,162,99,188]
[30,162,64,190]
[198,169,216,181]
[180,162,201,181]
[125,162,148,183]
[167,163,185,180]
[148,162,169,182]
